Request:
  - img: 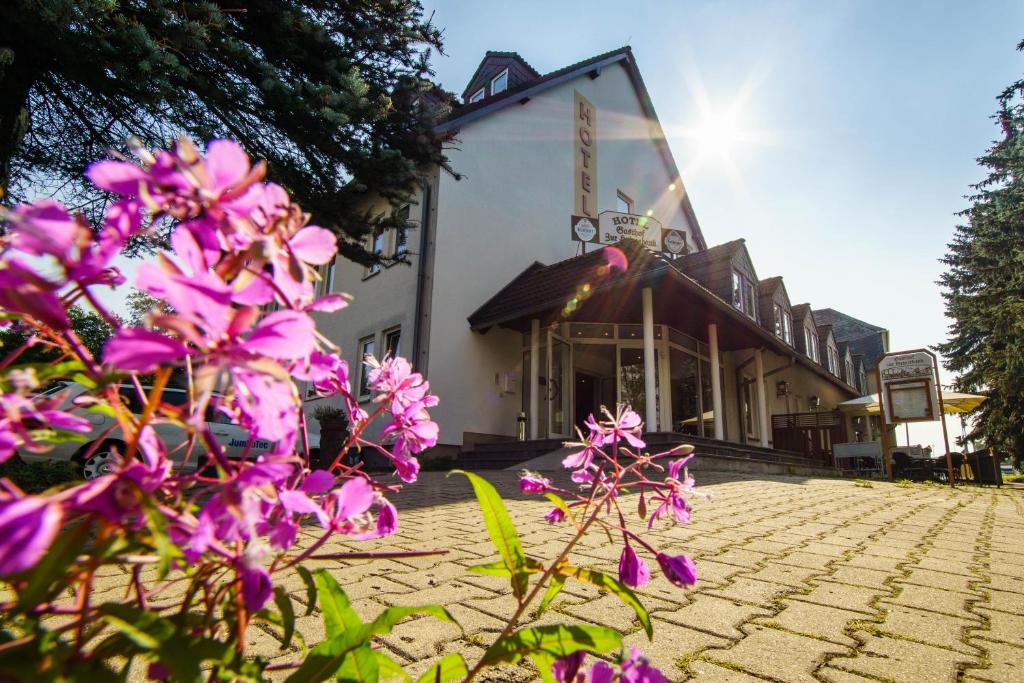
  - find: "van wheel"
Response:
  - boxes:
[81,447,123,480]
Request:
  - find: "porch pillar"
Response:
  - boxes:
[708,323,724,440]
[642,287,657,431]
[530,318,540,440]
[754,348,770,448]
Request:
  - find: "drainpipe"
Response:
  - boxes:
[411,178,433,375]
[755,348,770,448]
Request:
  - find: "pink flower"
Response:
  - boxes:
[8,201,83,258]
[545,507,565,524]
[589,661,615,683]
[552,652,586,682]
[600,407,646,449]
[619,648,667,683]
[0,389,92,464]
[519,472,550,495]
[656,553,697,588]
[0,494,63,576]
[618,544,651,588]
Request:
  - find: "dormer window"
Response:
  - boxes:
[773,304,783,337]
[469,87,485,103]
[744,281,757,321]
[805,327,820,363]
[491,69,508,95]
[783,311,793,345]
[845,357,855,385]
[731,272,742,309]
[616,190,633,214]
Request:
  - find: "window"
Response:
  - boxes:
[805,328,820,362]
[745,281,757,320]
[394,205,410,259]
[731,272,743,310]
[845,358,855,385]
[384,327,401,359]
[366,226,385,277]
[358,336,376,397]
[490,69,508,95]
[783,311,793,345]
[469,87,485,103]
[322,258,336,295]
[827,347,839,375]
[773,304,783,337]
[616,191,633,214]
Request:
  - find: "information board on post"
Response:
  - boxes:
[878,351,939,423]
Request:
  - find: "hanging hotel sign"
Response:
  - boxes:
[570,212,690,256]
[877,350,939,423]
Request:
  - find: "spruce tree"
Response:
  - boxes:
[938,40,1024,465]
[0,0,449,263]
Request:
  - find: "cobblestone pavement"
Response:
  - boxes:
[252,472,1024,682]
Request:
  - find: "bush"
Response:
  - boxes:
[0,457,81,494]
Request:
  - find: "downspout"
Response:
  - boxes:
[410,178,433,376]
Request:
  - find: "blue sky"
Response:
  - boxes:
[421,0,1023,450]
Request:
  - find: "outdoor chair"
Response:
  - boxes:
[892,452,929,481]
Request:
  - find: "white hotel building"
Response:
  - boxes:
[310,48,887,470]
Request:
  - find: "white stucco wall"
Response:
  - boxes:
[426,62,698,445]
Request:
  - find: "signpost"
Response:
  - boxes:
[875,349,954,486]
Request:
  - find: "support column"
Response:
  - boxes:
[709,323,724,440]
[642,287,657,432]
[755,348,770,448]
[530,318,540,440]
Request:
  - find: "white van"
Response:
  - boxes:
[20,383,320,479]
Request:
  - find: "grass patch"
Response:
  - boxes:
[1003,473,1024,483]
[854,479,873,488]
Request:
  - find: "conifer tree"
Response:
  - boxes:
[938,40,1024,465]
[0,0,449,263]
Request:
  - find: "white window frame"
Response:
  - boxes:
[358,335,376,397]
[773,304,783,338]
[490,68,509,95]
[383,326,401,360]
[365,226,385,278]
[322,258,336,295]
[731,272,743,310]
[745,281,757,321]
[469,87,485,103]
[616,190,634,215]
[783,311,793,345]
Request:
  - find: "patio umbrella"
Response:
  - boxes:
[837,392,986,415]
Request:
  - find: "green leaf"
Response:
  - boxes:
[16,518,91,611]
[312,569,363,636]
[274,585,296,650]
[374,651,412,683]
[466,557,544,577]
[283,626,371,683]
[414,653,469,683]
[368,605,457,636]
[559,567,652,640]
[96,603,176,654]
[334,644,380,682]
[543,493,576,524]
[141,498,181,580]
[480,624,622,668]
[450,470,529,600]
[537,573,567,616]
[295,565,318,616]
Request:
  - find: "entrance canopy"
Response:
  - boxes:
[838,392,986,415]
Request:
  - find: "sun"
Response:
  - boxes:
[690,109,745,161]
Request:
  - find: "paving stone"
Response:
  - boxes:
[704,576,791,608]
[655,593,771,640]
[702,623,850,682]
[743,561,822,588]
[871,604,982,654]
[686,659,765,681]
[833,632,978,682]
[620,618,729,679]
[902,567,981,594]
[984,587,1024,615]
[828,565,893,591]
[775,551,839,571]
[838,553,905,573]
[885,583,973,618]
[793,580,881,615]
[970,637,1024,682]
[761,600,865,647]
[974,607,1024,647]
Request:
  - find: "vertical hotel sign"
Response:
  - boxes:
[574,90,597,218]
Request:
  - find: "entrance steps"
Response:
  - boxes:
[456,433,839,478]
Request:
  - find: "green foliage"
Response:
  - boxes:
[0,306,115,365]
[938,39,1024,467]
[555,566,652,640]
[286,569,454,682]
[480,624,622,680]
[451,470,531,601]
[0,0,451,265]
[0,457,80,493]
[414,653,468,683]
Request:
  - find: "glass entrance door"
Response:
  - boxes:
[547,332,572,438]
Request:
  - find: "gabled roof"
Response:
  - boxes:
[812,308,888,370]
[437,47,708,251]
[679,239,757,301]
[460,51,541,101]
[792,303,813,323]
[755,277,791,335]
